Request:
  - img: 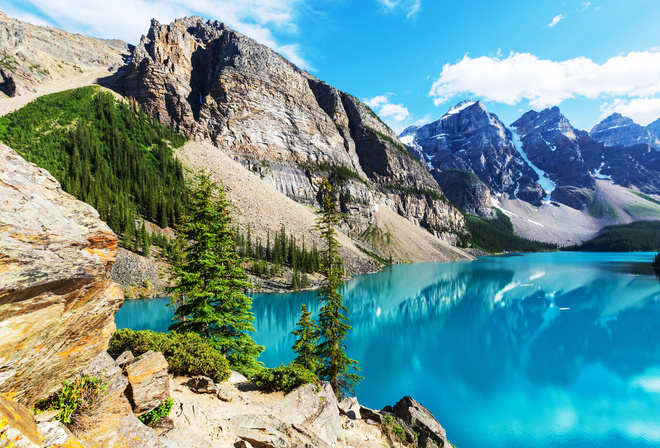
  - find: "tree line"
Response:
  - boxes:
[0,86,189,248]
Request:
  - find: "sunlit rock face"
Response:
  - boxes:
[0,143,123,406]
[124,17,466,237]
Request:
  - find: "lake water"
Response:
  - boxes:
[115,252,660,448]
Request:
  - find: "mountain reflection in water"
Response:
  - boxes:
[116,252,660,448]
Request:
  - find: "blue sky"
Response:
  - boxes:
[5,0,660,133]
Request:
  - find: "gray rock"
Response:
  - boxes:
[228,370,248,384]
[272,382,344,446]
[392,396,449,448]
[116,350,135,367]
[159,427,224,448]
[338,396,361,420]
[359,405,383,424]
[216,384,234,402]
[231,414,331,448]
[37,421,82,448]
[125,351,170,415]
[187,376,217,394]
[75,351,166,448]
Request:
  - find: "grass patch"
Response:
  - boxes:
[632,191,660,206]
[355,243,390,265]
[34,375,108,424]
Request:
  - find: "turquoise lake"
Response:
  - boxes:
[115,252,660,448]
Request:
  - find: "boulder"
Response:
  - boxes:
[71,351,165,448]
[391,396,449,448]
[272,382,344,446]
[231,414,331,448]
[338,396,361,420]
[187,376,217,394]
[37,421,84,448]
[0,394,40,448]
[359,405,382,424]
[115,350,135,367]
[125,351,170,415]
[216,384,234,402]
[0,144,123,406]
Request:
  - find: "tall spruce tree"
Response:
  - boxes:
[292,304,319,372]
[314,178,362,398]
[169,173,264,376]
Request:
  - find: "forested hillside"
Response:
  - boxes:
[566,221,660,252]
[0,86,188,245]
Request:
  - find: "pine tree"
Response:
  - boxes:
[168,173,264,376]
[314,178,362,398]
[292,304,319,372]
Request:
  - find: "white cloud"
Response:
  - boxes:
[364,94,410,122]
[429,51,660,111]
[547,14,565,27]
[8,0,311,69]
[376,0,421,19]
[601,98,660,126]
[364,94,414,133]
[578,2,591,12]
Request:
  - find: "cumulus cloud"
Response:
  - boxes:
[364,94,414,133]
[547,14,565,27]
[601,98,660,126]
[7,0,311,69]
[364,95,410,122]
[429,51,660,111]
[376,0,421,19]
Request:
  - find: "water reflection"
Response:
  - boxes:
[116,252,660,448]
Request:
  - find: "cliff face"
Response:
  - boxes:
[0,11,128,97]
[0,144,124,406]
[124,17,465,238]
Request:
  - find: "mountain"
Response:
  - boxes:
[590,113,660,149]
[511,107,595,208]
[123,17,466,248]
[402,102,660,244]
[0,11,129,96]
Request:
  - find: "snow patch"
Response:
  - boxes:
[508,127,557,202]
[593,162,612,180]
[526,219,545,228]
[399,135,415,146]
[442,101,476,120]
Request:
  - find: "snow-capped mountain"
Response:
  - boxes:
[401,101,660,220]
[590,113,660,149]
[511,107,594,209]
[399,100,544,210]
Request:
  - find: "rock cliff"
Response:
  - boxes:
[0,11,129,96]
[123,17,465,239]
[0,143,123,405]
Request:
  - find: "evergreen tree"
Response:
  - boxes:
[292,304,319,372]
[314,178,362,398]
[168,174,264,376]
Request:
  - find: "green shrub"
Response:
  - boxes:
[34,375,108,424]
[138,397,174,426]
[109,329,230,382]
[252,363,318,393]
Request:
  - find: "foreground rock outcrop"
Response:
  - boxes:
[0,143,123,405]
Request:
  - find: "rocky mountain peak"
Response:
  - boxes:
[590,113,659,149]
[512,107,577,143]
[124,16,466,240]
[400,100,545,208]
